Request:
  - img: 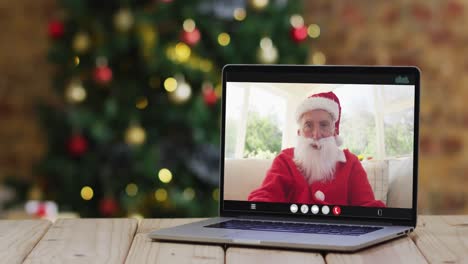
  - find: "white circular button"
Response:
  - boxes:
[321,205,330,215]
[311,205,319,214]
[290,204,298,213]
[300,204,309,214]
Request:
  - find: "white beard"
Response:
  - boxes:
[294,135,343,184]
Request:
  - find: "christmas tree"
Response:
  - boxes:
[33,0,311,217]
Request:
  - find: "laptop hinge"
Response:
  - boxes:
[237,215,395,226]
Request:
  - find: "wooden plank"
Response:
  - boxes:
[326,236,427,264]
[411,215,468,263]
[23,218,137,264]
[125,218,224,264]
[226,247,325,264]
[136,218,206,234]
[0,220,51,264]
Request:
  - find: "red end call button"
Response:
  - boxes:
[332,206,341,216]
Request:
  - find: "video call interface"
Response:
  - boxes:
[222,72,417,220]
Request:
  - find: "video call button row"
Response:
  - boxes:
[290,204,341,216]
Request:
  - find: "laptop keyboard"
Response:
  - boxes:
[205,220,382,236]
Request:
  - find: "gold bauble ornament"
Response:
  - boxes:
[114,8,134,33]
[72,32,91,53]
[125,124,146,146]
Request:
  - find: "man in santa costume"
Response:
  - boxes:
[248,91,385,207]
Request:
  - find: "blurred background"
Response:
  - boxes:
[0,0,467,220]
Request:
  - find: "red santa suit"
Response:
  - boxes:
[248,147,385,207]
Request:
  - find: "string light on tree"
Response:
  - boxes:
[217,33,230,46]
[65,80,86,104]
[249,0,269,11]
[257,37,278,64]
[136,97,148,109]
[307,24,321,38]
[212,188,219,201]
[154,188,168,202]
[164,77,177,92]
[180,19,201,46]
[290,14,308,43]
[174,42,191,62]
[81,186,94,200]
[72,32,91,54]
[168,75,192,104]
[311,51,326,65]
[125,123,146,146]
[93,57,113,85]
[233,8,247,21]
[183,187,195,200]
[158,168,173,183]
[114,8,134,33]
[74,56,80,66]
[126,183,138,197]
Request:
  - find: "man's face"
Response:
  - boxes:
[299,109,335,141]
[294,109,340,184]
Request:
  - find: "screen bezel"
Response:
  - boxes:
[219,64,420,227]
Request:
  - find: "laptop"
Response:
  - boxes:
[149,65,420,251]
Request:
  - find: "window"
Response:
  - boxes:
[384,105,414,157]
[226,83,415,160]
[225,83,286,159]
[335,85,377,157]
[335,85,414,159]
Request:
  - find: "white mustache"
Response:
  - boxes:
[302,137,335,150]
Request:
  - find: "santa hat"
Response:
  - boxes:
[295,91,343,146]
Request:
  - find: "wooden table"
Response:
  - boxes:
[0,216,467,264]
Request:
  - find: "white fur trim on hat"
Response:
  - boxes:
[295,96,339,123]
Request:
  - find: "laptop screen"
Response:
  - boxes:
[221,65,419,222]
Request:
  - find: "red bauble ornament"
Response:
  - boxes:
[93,66,113,85]
[203,88,217,106]
[48,20,65,39]
[180,28,201,46]
[99,197,119,216]
[290,26,308,43]
[67,135,88,157]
